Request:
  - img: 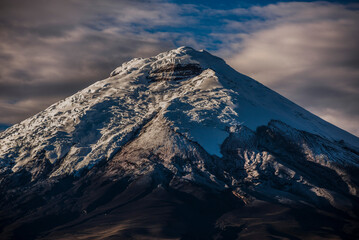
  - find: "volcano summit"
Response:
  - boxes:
[0,47,359,239]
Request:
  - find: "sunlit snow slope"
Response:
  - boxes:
[1,46,358,177]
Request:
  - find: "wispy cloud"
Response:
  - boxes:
[0,0,182,122]
[215,2,359,135]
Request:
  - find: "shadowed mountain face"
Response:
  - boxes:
[0,47,359,239]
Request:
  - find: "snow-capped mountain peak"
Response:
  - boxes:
[0,46,358,178]
[1,47,359,239]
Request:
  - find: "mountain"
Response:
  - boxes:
[0,46,358,240]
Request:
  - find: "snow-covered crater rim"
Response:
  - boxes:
[109,46,212,77]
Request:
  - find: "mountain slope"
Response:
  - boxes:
[0,46,359,239]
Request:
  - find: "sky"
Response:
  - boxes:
[0,0,358,136]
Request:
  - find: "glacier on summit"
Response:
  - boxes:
[1,46,358,177]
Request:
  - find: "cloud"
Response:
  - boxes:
[0,0,184,123]
[217,2,359,136]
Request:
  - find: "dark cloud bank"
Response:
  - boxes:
[0,0,358,136]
